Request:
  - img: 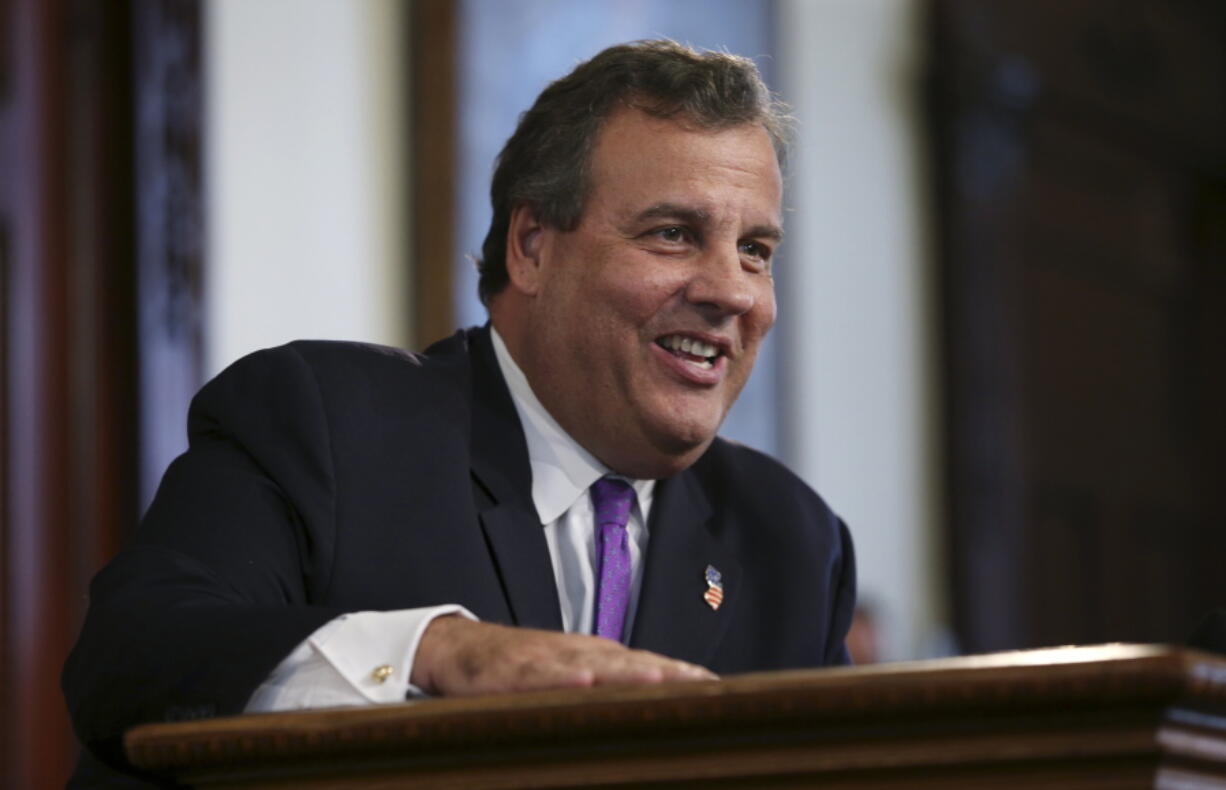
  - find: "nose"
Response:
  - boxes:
[684,246,758,318]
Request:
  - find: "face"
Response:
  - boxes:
[503,107,782,479]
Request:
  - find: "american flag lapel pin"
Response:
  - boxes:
[703,564,724,611]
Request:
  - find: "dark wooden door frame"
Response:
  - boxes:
[0,0,203,785]
[4,2,89,785]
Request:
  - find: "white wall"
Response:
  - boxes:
[777,0,949,660]
[205,0,409,376]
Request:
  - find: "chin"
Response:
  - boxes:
[613,444,709,481]
[644,424,721,475]
[606,398,727,477]
[653,409,725,451]
[597,420,716,480]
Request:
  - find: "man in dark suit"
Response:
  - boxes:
[63,40,855,783]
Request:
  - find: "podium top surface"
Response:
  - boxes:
[125,643,1226,776]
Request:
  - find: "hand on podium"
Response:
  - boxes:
[411,615,717,696]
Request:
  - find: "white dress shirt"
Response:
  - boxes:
[245,328,654,711]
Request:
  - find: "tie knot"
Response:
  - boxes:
[590,477,635,528]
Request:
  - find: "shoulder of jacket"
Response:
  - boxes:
[189,332,476,436]
[221,332,473,385]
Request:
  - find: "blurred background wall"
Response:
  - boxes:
[2,0,1223,786]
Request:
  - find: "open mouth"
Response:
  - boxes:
[655,334,723,370]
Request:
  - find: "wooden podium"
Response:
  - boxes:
[124,645,1226,788]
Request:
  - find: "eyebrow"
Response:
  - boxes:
[632,202,785,242]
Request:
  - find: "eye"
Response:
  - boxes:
[739,240,773,269]
[653,225,691,244]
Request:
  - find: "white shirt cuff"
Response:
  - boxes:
[244,605,476,712]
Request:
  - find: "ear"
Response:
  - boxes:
[505,203,547,296]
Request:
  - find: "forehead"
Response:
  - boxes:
[584,108,783,225]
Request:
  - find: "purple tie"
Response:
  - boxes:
[590,477,635,641]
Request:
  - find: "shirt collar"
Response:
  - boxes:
[490,326,654,525]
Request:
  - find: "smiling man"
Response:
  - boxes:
[64,40,855,782]
[494,107,781,480]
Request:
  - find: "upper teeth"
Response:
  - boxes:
[662,335,718,358]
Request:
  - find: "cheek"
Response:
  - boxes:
[600,274,682,328]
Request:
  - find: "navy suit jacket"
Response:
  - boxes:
[63,326,855,779]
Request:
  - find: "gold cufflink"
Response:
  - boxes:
[371,664,394,684]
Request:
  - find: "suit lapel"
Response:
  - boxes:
[629,470,740,667]
[466,328,563,631]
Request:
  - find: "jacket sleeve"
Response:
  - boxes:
[62,346,349,771]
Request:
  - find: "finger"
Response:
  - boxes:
[581,650,717,686]
[620,648,717,680]
[655,659,718,681]
[491,641,654,689]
